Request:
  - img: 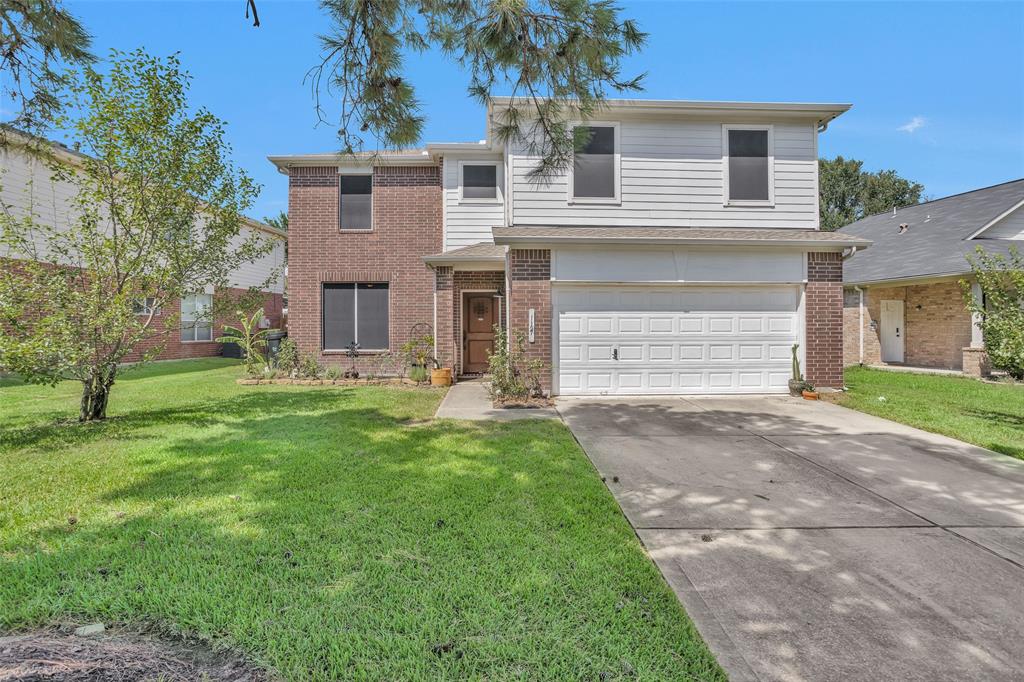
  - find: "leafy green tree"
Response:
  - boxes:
[0,50,274,421]
[262,210,288,232]
[962,246,1024,380]
[299,0,645,174]
[0,0,94,131]
[819,156,924,231]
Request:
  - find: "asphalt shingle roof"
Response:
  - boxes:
[840,179,1024,284]
[423,242,506,263]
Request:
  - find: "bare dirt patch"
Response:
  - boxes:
[0,626,270,681]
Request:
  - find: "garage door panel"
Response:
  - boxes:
[556,286,800,395]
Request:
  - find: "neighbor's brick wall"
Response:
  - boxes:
[805,252,844,389]
[508,249,552,393]
[844,278,973,370]
[287,164,442,373]
[1,256,282,364]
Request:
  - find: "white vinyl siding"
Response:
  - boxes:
[180,293,213,342]
[510,119,818,229]
[443,154,505,250]
[1,143,285,293]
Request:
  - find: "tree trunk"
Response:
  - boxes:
[79,370,116,422]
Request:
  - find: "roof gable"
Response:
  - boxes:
[840,179,1024,284]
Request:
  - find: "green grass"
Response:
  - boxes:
[839,366,1024,460]
[0,358,723,681]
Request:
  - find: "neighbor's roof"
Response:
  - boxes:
[840,179,1024,285]
[423,242,506,265]
[267,149,433,172]
[491,226,871,250]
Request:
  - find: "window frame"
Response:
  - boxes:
[337,168,374,232]
[180,293,213,343]
[457,160,502,204]
[567,121,621,205]
[722,124,775,207]
[133,297,160,316]
[321,282,390,353]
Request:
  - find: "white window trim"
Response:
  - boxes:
[134,297,160,316]
[321,282,390,353]
[180,293,213,343]
[337,170,374,232]
[567,121,621,205]
[457,160,502,205]
[722,124,775,208]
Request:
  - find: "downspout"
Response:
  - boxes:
[855,286,865,365]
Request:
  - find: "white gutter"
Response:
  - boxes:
[855,286,865,365]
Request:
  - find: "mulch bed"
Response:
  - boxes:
[237,377,435,387]
[0,627,270,681]
[493,396,555,409]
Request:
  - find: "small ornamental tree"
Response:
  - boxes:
[0,50,275,420]
[963,246,1024,380]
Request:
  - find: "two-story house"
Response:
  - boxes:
[270,99,870,395]
[2,130,287,362]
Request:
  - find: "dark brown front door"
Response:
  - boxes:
[463,293,497,374]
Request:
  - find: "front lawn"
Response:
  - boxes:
[839,366,1024,460]
[0,359,723,681]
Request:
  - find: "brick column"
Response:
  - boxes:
[805,252,844,389]
[508,249,552,394]
[434,266,455,370]
[962,347,991,377]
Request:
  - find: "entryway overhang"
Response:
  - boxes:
[423,242,507,271]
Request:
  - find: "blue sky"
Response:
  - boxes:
[40,1,1024,219]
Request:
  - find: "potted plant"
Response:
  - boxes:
[788,344,811,397]
[801,385,819,400]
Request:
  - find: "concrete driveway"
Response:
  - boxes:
[557,395,1024,682]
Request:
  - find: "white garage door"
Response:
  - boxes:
[555,286,801,395]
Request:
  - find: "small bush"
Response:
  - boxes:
[276,338,300,374]
[299,355,323,379]
[325,366,342,380]
[408,365,429,383]
[487,326,546,401]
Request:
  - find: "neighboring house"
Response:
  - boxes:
[840,179,1024,376]
[1,131,287,361]
[271,99,870,395]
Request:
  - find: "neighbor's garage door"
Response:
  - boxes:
[555,286,800,395]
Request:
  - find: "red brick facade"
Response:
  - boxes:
[286,164,442,373]
[805,252,844,389]
[508,249,553,393]
[122,289,284,363]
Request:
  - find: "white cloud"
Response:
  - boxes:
[898,116,927,134]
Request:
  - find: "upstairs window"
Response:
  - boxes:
[339,174,373,230]
[460,162,498,201]
[322,282,389,351]
[724,125,773,205]
[571,123,619,202]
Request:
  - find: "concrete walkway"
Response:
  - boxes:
[557,395,1024,682]
[434,379,559,420]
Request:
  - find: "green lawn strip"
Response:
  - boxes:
[1,359,724,681]
[839,366,1024,460]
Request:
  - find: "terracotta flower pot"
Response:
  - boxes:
[431,367,453,386]
[802,390,819,400]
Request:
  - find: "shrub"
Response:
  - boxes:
[963,246,1024,380]
[217,309,278,378]
[299,355,323,379]
[325,366,342,381]
[487,326,546,401]
[408,365,429,383]
[276,338,300,375]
